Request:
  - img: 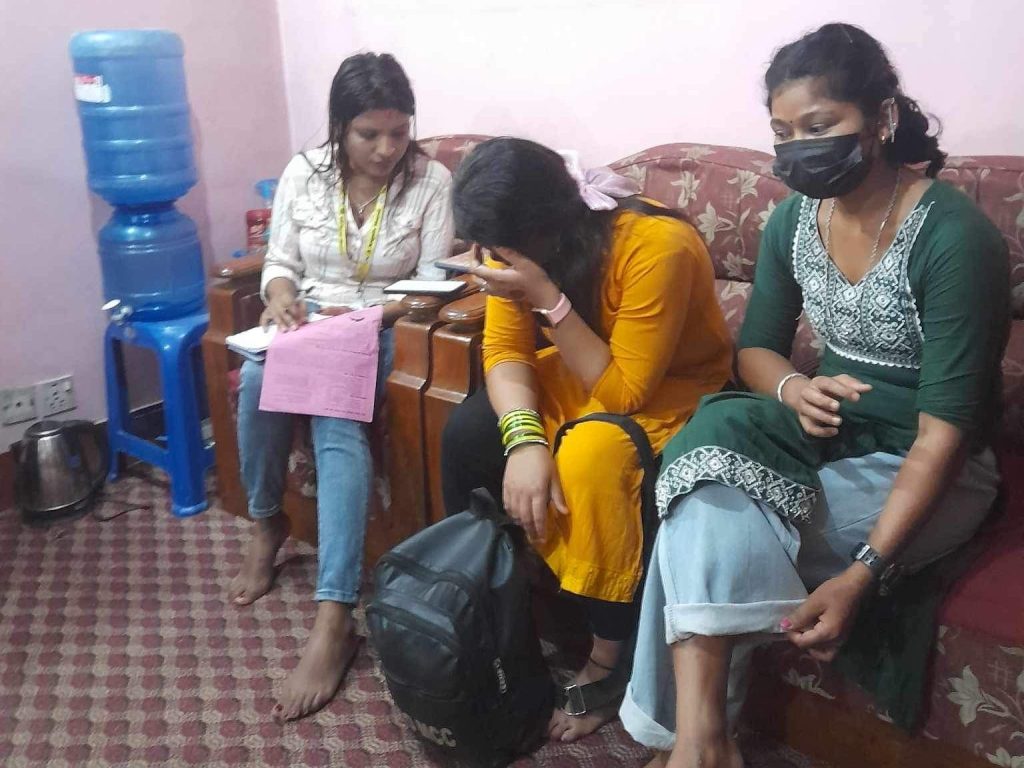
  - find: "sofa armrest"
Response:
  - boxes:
[401,294,449,322]
[439,291,486,333]
[420,290,487,521]
[401,273,483,321]
[206,274,265,345]
[209,253,265,281]
[385,291,454,545]
[201,271,264,519]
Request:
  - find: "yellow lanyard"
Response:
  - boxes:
[339,183,388,283]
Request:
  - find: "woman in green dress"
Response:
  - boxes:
[621,23,1009,768]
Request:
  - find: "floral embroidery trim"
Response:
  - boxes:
[656,445,818,522]
[792,196,933,370]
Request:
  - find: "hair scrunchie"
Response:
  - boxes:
[558,150,640,211]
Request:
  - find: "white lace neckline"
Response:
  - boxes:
[792,195,934,370]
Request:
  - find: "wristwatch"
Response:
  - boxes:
[532,293,572,328]
[851,542,889,577]
[851,542,902,593]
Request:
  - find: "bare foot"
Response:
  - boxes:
[229,515,287,606]
[273,601,361,722]
[665,738,743,768]
[548,643,622,743]
[643,752,669,768]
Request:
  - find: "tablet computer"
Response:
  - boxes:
[383,279,468,297]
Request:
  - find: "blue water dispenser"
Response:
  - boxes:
[71,29,213,516]
[71,29,205,321]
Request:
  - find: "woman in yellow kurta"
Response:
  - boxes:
[440,138,732,742]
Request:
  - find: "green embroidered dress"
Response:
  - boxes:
[657,181,1010,519]
[621,182,1010,747]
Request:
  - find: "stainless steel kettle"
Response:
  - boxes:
[12,419,109,524]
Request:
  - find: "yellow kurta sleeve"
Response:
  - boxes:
[481,259,537,373]
[588,222,696,414]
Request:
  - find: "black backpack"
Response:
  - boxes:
[367,490,553,767]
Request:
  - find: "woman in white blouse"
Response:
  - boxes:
[229,52,454,721]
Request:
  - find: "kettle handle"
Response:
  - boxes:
[65,420,110,494]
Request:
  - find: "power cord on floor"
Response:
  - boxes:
[91,490,152,522]
[44,490,153,541]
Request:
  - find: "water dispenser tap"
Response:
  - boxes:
[102,299,133,325]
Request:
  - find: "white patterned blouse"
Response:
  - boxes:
[260,147,455,309]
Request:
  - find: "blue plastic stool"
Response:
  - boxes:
[104,312,214,517]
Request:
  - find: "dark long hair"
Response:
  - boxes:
[765,23,946,177]
[307,52,425,197]
[452,138,681,331]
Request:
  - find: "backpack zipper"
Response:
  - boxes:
[367,597,461,654]
[367,598,476,701]
[380,551,483,603]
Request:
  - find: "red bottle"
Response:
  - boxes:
[246,209,271,248]
[245,178,278,248]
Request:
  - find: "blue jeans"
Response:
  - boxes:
[236,328,394,604]
[620,449,998,750]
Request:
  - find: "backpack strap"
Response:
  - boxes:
[552,413,660,576]
[552,413,661,719]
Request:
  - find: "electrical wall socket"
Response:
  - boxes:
[37,375,75,418]
[1,387,37,426]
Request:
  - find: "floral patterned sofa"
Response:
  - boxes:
[416,137,1024,768]
[205,136,1024,768]
[605,143,1024,768]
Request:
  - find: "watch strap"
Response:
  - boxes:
[851,542,889,579]
[534,293,571,327]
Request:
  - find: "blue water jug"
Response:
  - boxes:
[98,204,206,321]
[70,30,196,206]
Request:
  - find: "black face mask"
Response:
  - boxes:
[772,133,872,199]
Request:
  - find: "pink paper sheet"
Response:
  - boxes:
[258,306,383,422]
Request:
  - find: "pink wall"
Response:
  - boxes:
[3,0,1020,451]
[277,0,1024,165]
[0,0,291,448]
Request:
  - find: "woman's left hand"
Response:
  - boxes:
[471,246,562,309]
[318,306,353,316]
[781,567,874,661]
[321,302,404,327]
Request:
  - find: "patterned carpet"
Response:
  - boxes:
[0,472,830,767]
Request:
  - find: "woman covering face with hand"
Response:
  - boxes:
[441,137,733,743]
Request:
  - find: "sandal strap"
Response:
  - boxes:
[558,665,628,716]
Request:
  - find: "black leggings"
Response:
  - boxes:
[441,389,639,642]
